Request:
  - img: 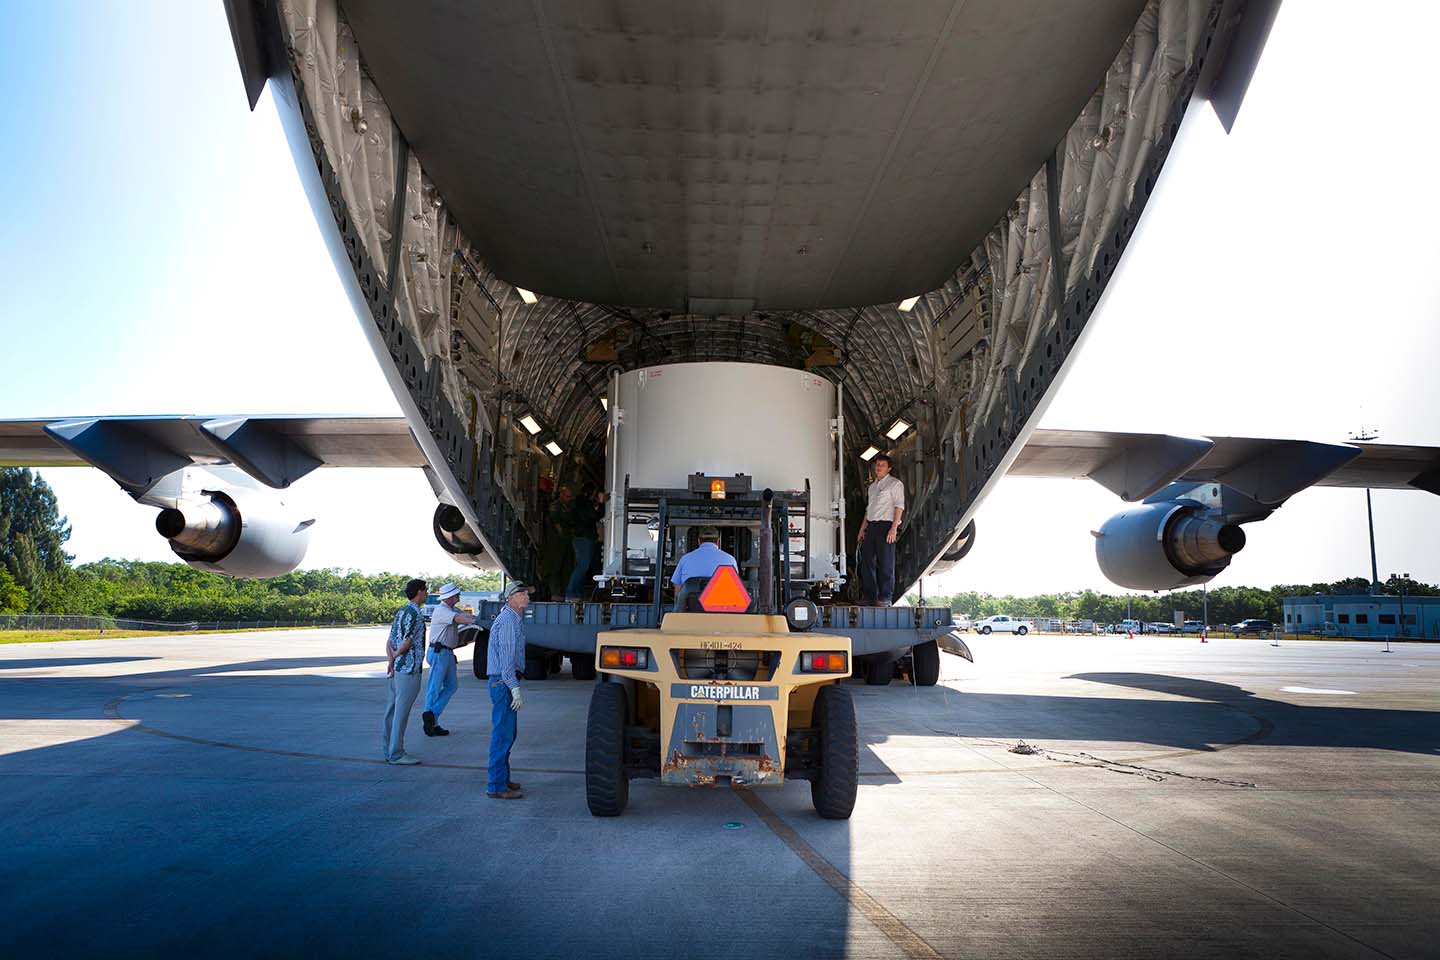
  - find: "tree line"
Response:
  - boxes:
[4,467,1433,626]
[0,466,501,623]
[910,575,1439,626]
[0,468,71,615]
[0,558,502,624]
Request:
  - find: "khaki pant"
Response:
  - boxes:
[381,670,422,761]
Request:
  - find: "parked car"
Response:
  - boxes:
[1230,618,1275,634]
[1180,620,1206,633]
[973,615,1032,635]
[1146,622,1177,634]
[1113,619,1144,634]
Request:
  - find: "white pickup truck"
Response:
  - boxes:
[973,615,1032,635]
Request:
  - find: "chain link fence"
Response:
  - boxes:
[0,614,373,633]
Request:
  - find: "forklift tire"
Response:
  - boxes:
[810,685,858,820]
[470,631,490,681]
[863,658,892,686]
[524,653,549,681]
[585,682,629,816]
[571,654,597,681]
[911,640,940,687]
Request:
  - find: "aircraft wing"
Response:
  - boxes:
[1010,429,1440,503]
[0,416,426,488]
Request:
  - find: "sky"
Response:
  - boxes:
[2,1,1438,595]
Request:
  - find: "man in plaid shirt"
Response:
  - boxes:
[381,579,428,764]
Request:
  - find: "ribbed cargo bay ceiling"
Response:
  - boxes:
[271,0,1217,585]
[341,0,1147,312]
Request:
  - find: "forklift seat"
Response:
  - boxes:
[676,576,711,612]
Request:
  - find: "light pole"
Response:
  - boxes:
[1392,572,1411,638]
[1201,581,1209,643]
[1351,428,1380,593]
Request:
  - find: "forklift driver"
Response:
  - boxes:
[669,526,739,610]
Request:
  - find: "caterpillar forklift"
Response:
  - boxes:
[584,490,859,819]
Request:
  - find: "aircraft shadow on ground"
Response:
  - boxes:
[0,653,868,959]
[0,656,389,723]
[0,656,162,670]
[854,672,1440,758]
[4,660,1434,955]
[2,657,1435,757]
[1062,672,1440,754]
[0,652,905,791]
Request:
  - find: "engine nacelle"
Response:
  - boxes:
[1095,501,1246,592]
[433,504,499,572]
[925,519,976,577]
[156,489,313,578]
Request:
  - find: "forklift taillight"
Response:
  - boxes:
[601,646,648,669]
[801,652,848,673]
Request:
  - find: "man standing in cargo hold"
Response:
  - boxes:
[858,454,905,605]
[485,582,532,799]
[565,485,603,600]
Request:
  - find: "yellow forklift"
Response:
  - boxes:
[584,490,858,818]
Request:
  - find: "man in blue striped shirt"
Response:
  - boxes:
[485,582,532,798]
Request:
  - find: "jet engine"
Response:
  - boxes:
[925,519,977,577]
[155,489,313,578]
[1094,501,1246,592]
[433,504,499,571]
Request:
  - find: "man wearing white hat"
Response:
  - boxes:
[423,582,477,737]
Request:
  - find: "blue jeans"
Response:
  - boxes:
[567,537,596,598]
[424,648,457,719]
[487,678,518,792]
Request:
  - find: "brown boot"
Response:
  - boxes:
[486,787,524,800]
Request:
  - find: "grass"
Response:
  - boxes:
[0,625,374,645]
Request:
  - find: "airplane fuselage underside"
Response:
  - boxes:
[233,0,1231,589]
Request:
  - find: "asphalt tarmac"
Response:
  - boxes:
[1,629,1436,959]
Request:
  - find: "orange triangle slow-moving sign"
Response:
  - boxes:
[698,565,751,613]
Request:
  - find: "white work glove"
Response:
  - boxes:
[509,686,524,712]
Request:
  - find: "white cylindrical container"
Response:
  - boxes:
[603,362,839,582]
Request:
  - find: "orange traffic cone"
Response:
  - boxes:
[1200,629,1208,644]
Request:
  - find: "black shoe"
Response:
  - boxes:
[422,710,436,735]
[431,725,450,736]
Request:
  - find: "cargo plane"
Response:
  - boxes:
[5,0,1438,682]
